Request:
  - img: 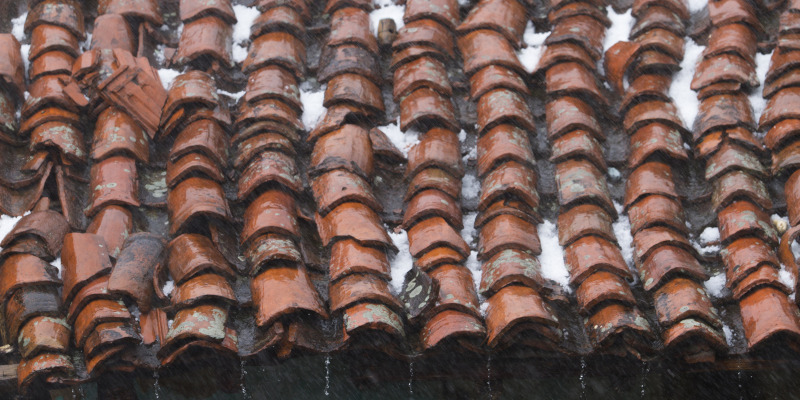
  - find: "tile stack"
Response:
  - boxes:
[537,0,655,355]
[307,0,406,348]
[15,0,86,227]
[0,34,28,215]
[1,199,73,393]
[61,3,168,376]
[605,0,726,362]
[692,0,800,350]
[759,2,800,345]
[156,0,240,365]
[456,0,564,352]
[392,0,486,351]
[237,0,328,357]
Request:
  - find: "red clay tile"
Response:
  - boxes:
[173,16,233,67]
[628,49,681,77]
[0,254,59,303]
[342,302,404,339]
[237,100,303,135]
[639,245,707,292]
[86,205,133,259]
[624,161,678,209]
[545,96,602,140]
[704,23,757,64]
[92,107,149,163]
[330,238,390,282]
[108,233,165,312]
[712,170,771,212]
[171,119,229,167]
[478,124,535,177]
[171,273,235,310]
[479,248,544,296]
[324,73,384,114]
[404,189,463,229]
[565,236,631,285]
[406,128,462,178]
[329,7,378,54]
[458,0,527,47]
[766,49,800,86]
[399,87,458,132]
[0,35,25,98]
[0,209,68,257]
[458,29,525,76]
[731,264,789,300]
[161,71,220,121]
[234,133,294,169]
[428,264,480,316]
[739,287,800,349]
[545,15,605,60]
[555,159,615,217]
[310,124,374,178]
[83,322,138,361]
[576,270,636,314]
[89,14,135,53]
[180,0,236,23]
[330,273,402,313]
[73,299,131,348]
[620,74,673,113]
[17,353,73,391]
[167,177,231,234]
[654,277,720,328]
[535,42,596,75]
[469,65,529,101]
[98,0,163,25]
[245,65,301,112]
[244,234,301,276]
[161,303,228,354]
[475,198,541,229]
[546,62,607,106]
[408,216,470,257]
[718,200,778,245]
[87,156,139,216]
[635,28,685,60]
[251,6,305,39]
[20,107,79,138]
[692,54,758,91]
[393,57,452,100]
[30,121,86,163]
[167,234,234,284]
[763,68,800,99]
[5,285,61,343]
[633,0,690,20]
[708,0,762,32]
[416,247,463,272]
[623,100,685,135]
[705,142,766,181]
[549,2,611,26]
[243,32,306,76]
[420,310,485,350]
[66,276,111,325]
[479,214,541,260]
[29,25,79,61]
[252,266,327,328]
[312,170,381,216]
[318,44,380,84]
[257,0,311,21]
[23,74,80,118]
[370,127,406,163]
[550,129,606,171]
[694,94,755,140]
[633,226,698,265]
[627,194,687,236]
[61,233,112,305]
[557,204,615,246]
[628,122,688,168]
[306,104,367,142]
[662,318,727,354]
[241,189,299,244]
[237,151,300,198]
[484,285,558,348]
[787,169,800,224]
[477,88,535,134]
[404,0,459,30]
[394,19,455,59]
[405,167,461,202]
[316,202,394,249]
[629,5,685,39]
[167,153,224,187]
[17,316,70,358]
[390,44,449,72]
[479,161,539,212]
[761,87,800,130]
[585,303,653,347]
[25,0,85,39]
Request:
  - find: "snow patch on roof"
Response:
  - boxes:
[538,220,570,292]
[378,119,419,157]
[704,272,726,298]
[517,21,549,73]
[158,69,182,89]
[612,203,635,271]
[370,2,405,36]
[232,5,259,64]
[299,83,327,129]
[699,227,720,245]
[0,213,25,250]
[389,229,414,294]
[11,13,26,42]
[686,0,708,13]
[461,173,480,203]
[750,50,773,123]
[603,9,634,52]
[670,39,705,127]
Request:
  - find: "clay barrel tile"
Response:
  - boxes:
[765,48,800,85]
[623,100,686,135]
[0,209,69,257]
[428,264,481,317]
[399,87,459,132]
[166,153,225,187]
[484,285,558,348]
[576,270,636,314]
[627,194,687,235]
[632,226,699,264]
[692,54,758,91]
[369,127,406,164]
[24,0,85,39]
[245,65,301,112]
[393,57,452,100]
[171,119,229,167]
[0,35,25,99]
[717,200,779,245]
[469,65,529,101]
[564,236,631,286]
[731,264,790,300]
[310,124,374,178]
[23,74,80,117]
[342,302,405,339]
[92,107,149,163]
[173,16,233,67]
[5,286,61,342]
[707,0,762,32]
[257,0,311,21]
[635,28,685,61]
[638,245,708,292]
[0,162,51,219]
[329,7,379,54]
[544,15,605,60]
[393,19,455,59]
[458,29,526,77]
[408,216,470,258]
[390,44,449,72]
[764,68,800,99]
[545,96,602,140]
[329,273,402,313]
[17,316,70,359]
[171,273,236,310]
[98,0,163,25]
[161,71,221,124]
[403,0,459,31]
[161,304,229,357]
[705,141,766,181]
[629,5,685,39]
[179,0,236,23]
[66,276,111,325]
[243,32,307,77]
[167,233,234,284]
[251,6,305,39]
[237,151,301,198]
[329,238,390,282]
[30,121,87,163]
[406,128,463,178]
[479,160,539,212]
[167,177,231,235]
[711,170,771,212]
[108,233,166,312]
[479,248,545,296]
[420,310,485,350]
[623,161,678,209]
[61,233,113,305]
[761,87,800,130]
[306,104,368,142]
[0,254,59,304]
[241,188,299,244]
[662,318,728,353]
[318,44,381,84]
[251,266,327,328]
[550,129,606,172]
[315,202,395,249]
[312,170,382,216]
[405,167,461,202]
[555,159,616,217]
[476,88,535,134]
[457,0,528,47]
[628,122,688,168]
[653,277,721,329]
[477,124,535,178]
[478,214,541,260]
[86,155,140,216]
[86,205,133,259]
[693,94,755,140]
[703,23,757,64]
[722,237,780,290]
[632,0,690,21]
[417,247,463,272]
[787,169,800,224]
[535,42,596,76]
[404,189,462,229]
[90,14,136,53]
[475,198,542,228]
[546,62,607,106]
[323,73,385,114]
[17,353,73,391]
[73,299,132,348]
[739,287,800,349]
[84,344,126,374]
[29,25,79,61]
[620,74,673,114]
[234,132,294,169]
[244,234,302,276]
[82,322,139,360]
[557,204,615,246]
[586,303,653,346]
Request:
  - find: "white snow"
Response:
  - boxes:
[218,89,245,101]
[607,167,621,181]
[0,214,23,247]
[51,258,62,279]
[158,69,181,89]
[603,9,634,52]
[516,21,549,73]
[299,84,326,129]
[612,203,635,271]
[370,2,405,36]
[461,173,480,203]
[388,229,414,294]
[232,45,249,63]
[232,5,259,64]
[11,13,26,42]
[461,213,482,291]
[750,50,773,123]
[537,220,570,291]
[722,323,734,346]
[20,44,30,71]
[162,279,175,296]
[686,0,708,13]
[779,264,796,294]
[699,227,720,245]
[670,39,706,127]
[704,272,726,298]
[378,119,419,156]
